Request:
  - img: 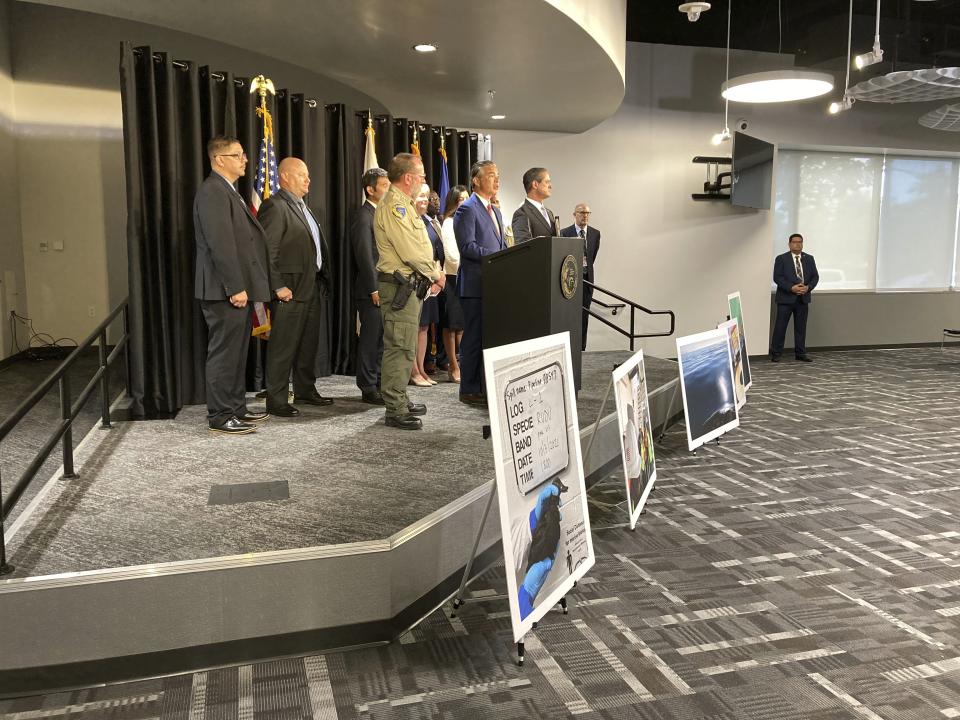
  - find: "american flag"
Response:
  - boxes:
[251,106,278,213]
[250,103,277,338]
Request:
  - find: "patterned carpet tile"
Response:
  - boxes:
[3,349,960,719]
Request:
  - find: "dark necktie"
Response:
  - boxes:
[579,228,587,268]
[794,254,803,282]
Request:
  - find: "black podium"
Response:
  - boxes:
[481,235,583,389]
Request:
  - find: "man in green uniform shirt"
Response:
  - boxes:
[374,153,445,429]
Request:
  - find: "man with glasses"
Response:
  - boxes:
[770,232,819,363]
[561,203,601,351]
[373,153,445,430]
[193,135,271,434]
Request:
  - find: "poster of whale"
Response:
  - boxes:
[676,328,740,451]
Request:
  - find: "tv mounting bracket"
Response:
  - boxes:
[691,156,731,201]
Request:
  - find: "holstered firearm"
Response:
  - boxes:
[390,271,416,310]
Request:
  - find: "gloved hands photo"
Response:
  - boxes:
[518,483,562,619]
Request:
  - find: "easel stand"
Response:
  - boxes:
[449,479,569,666]
[657,380,682,444]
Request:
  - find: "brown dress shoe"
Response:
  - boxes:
[459,393,487,407]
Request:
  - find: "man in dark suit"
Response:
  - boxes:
[258,157,334,416]
[193,136,271,434]
[561,203,601,351]
[770,232,819,362]
[454,160,506,406]
[350,167,390,404]
[510,167,559,244]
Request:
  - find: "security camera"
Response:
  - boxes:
[678,2,711,22]
[735,118,748,131]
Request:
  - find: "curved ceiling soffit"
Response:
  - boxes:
[23,0,627,133]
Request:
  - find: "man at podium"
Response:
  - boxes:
[454,160,505,406]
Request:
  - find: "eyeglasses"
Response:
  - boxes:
[217,153,247,161]
[575,211,592,215]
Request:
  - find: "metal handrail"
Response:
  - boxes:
[0,298,129,575]
[585,281,675,350]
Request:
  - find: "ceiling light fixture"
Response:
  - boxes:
[678,2,710,22]
[710,0,732,144]
[412,43,437,53]
[490,114,505,120]
[829,0,855,116]
[722,70,834,103]
[854,0,883,69]
[829,95,854,114]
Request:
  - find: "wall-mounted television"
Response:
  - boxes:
[731,132,773,210]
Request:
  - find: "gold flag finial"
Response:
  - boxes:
[249,74,276,98]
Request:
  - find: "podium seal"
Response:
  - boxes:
[560,254,578,300]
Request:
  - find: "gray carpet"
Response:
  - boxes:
[0,348,121,524]
[4,348,960,718]
[5,353,677,577]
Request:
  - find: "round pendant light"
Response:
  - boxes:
[722,70,835,103]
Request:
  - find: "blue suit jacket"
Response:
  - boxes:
[454,193,506,298]
[773,251,819,305]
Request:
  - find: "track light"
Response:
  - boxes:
[711,127,731,145]
[855,0,883,70]
[854,44,883,70]
[829,95,854,114]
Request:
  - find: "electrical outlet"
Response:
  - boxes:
[87,306,95,318]
[39,241,48,252]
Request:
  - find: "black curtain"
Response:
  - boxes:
[122,42,480,417]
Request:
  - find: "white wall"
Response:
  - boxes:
[488,42,960,358]
[0,0,27,359]
[4,0,386,351]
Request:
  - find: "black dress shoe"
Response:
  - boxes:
[796,355,813,362]
[459,392,487,407]
[771,354,781,363]
[407,402,427,416]
[385,414,422,430]
[268,404,300,417]
[361,391,386,405]
[238,411,269,423]
[294,394,334,406]
[209,417,257,435]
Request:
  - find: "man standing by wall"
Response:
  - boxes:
[258,157,333,417]
[374,153,445,430]
[193,136,270,435]
[510,167,559,244]
[454,160,505,406]
[351,167,390,404]
[770,232,819,363]
[561,203,601,351]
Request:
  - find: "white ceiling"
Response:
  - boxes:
[23,0,627,133]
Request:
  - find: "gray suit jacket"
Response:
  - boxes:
[193,173,271,302]
[511,198,559,244]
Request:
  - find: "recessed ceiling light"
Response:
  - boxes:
[490,114,506,120]
[413,43,437,53]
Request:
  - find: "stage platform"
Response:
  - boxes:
[0,350,680,694]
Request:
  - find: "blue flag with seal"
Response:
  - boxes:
[438,135,451,209]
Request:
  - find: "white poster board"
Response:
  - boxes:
[718,319,747,410]
[484,332,595,643]
[727,291,752,390]
[611,350,658,530]
[676,328,740,451]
